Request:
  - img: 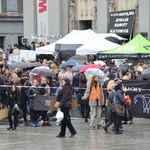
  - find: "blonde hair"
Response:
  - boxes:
[50,63,58,70]
[107,80,115,91]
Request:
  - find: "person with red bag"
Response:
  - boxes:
[122,93,133,125]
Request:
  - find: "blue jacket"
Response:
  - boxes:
[111,89,126,113]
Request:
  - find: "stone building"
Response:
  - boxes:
[0,0,23,50]
[23,0,150,43]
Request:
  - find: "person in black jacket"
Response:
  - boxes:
[27,79,40,127]
[78,75,90,122]
[20,78,30,126]
[7,85,20,130]
[56,78,77,138]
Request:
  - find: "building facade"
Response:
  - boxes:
[0,0,23,50]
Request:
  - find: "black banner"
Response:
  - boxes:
[108,10,135,35]
[123,80,150,118]
[33,95,51,111]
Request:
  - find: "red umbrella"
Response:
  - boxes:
[79,64,101,73]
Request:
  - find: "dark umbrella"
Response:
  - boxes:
[118,63,133,72]
[105,36,120,44]
[30,68,56,77]
[71,65,85,72]
[141,68,150,79]
[25,62,42,69]
[9,62,27,70]
[65,59,84,67]
[69,55,87,61]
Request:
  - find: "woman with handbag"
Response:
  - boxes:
[6,85,20,130]
[113,83,127,134]
[56,78,77,138]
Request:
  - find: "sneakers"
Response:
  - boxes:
[31,122,39,127]
[69,131,77,138]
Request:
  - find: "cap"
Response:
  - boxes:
[114,78,122,83]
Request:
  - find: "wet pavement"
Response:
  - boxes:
[0,111,150,150]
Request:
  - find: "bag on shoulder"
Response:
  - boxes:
[114,103,125,116]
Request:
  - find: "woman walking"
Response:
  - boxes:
[114,83,126,134]
[56,78,77,138]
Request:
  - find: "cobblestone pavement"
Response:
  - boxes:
[0,114,150,150]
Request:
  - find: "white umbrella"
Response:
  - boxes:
[84,68,106,84]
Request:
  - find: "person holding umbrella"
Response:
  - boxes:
[82,75,104,129]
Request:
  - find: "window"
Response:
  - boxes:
[6,0,18,11]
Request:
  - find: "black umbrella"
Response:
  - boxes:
[9,62,27,70]
[30,68,56,77]
[105,36,120,44]
[25,62,42,69]
[69,55,87,61]
[141,68,150,79]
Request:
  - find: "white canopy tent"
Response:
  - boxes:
[76,36,120,54]
[35,42,56,54]
[55,29,97,51]
[35,29,97,54]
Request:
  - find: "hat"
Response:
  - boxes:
[114,78,122,83]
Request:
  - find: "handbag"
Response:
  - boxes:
[114,94,125,116]
[114,103,125,116]
[124,94,131,106]
[54,101,60,108]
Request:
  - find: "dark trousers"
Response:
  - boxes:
[59,107,76,136]
[30,109,37,123]
[8,107,19,128]
[80,104,90,119]
[115,115,123,132]
[20,103,27,122]
[104,113,116,128]
[41,111,49,122]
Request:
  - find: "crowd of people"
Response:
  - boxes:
[0,52,149,136]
